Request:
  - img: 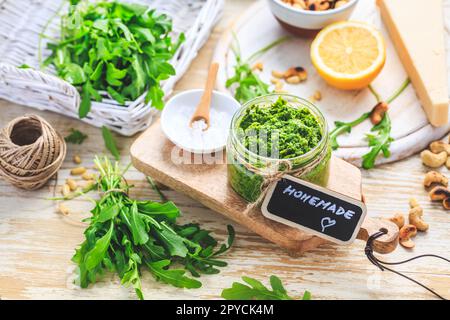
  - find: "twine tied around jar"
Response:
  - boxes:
[243,145,329,216]
[0,115,66,190]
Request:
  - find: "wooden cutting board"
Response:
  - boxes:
[130,120,398,255]
[212,0,450,167]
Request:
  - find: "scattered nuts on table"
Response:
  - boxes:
[66,178,78,191]
[428,186,450,201]
[58,203,70,216]
[82,172,95,181]
[370,102,389,125]
[71,167,87,176]
[389,212,405,228]
[252,62,264,72]
[286,75,301,84]
[429,141,450,154]
[61,184,71,197]
[73,155,82,164]
[285,66,307,81]
[423,171,448,187]
[420,150,447,168]
[443,197,450,210]
[271,70,284,79]
[312,90,322,101]
[399,224,417,249]
[408,198,428,232]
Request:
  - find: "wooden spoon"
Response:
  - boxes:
[189,62,219,130]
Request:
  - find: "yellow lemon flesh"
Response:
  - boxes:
[311,21,386,90]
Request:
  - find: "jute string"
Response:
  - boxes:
[243,145,329,215]
[0,115,66,190]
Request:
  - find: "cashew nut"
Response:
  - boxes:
[408,206,428,232]
[420,150,447,168]
[283,66,307,81]
[370,102,388,125]
[399,224,417,249]
[443,197,450,210]
[423,171,448,187]
[429,141,450,155]
[409,197,420,208]
[389,213,405,228]
[429,186,450,201]
[446,157,450,169]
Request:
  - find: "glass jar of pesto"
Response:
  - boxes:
[227,94,331,203]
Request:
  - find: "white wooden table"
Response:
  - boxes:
[0,0,449,300]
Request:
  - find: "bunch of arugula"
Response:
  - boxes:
[330,79,410,169]
[221,275,311,300]
[70,157,234,299]
[226,35,289,104]
[42,0,184,118]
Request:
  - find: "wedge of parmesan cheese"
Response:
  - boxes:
[377,0,449,127]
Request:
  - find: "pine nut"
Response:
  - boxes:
[286,76,301,84]
[66,179,78,191]
[271,70,284,79]
[73,155,82,164]
[62,184,71,197]
[71,167,86,175]
[58,203,70,216]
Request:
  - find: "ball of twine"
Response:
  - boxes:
[0,115,67,190]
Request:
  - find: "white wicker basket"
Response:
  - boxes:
[0,0,223,136]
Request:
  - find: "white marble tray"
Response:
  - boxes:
[213,0,450,167]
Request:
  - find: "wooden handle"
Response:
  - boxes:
[190,62,219,127]
[357,217,399,254]
[200,62,219,106]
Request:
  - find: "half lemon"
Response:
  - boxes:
[311,21,386,90]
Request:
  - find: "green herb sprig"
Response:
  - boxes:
[221,275,311,300]
[69,157,234,299]
[226,35,289,104]
[330,78,410,169]
[65,128,88,144]
[43,0,184,118]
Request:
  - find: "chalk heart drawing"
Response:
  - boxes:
[321,217,336,232]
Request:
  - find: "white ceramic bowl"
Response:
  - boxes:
[161,89,241,154]
[268,0,359,31]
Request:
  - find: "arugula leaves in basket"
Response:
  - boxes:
[43,0,184,118]
[221,275,311,300]
[68,156,234,300]
[65,128,88,144]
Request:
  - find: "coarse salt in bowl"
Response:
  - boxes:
[161,89,241,154]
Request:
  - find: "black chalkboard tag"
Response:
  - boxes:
[261,175,367,245]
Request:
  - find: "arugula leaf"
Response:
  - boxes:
[97,203,121,223]
[227,36,289,104]
[362,113,394,169]
[101,126,120,160]
[84,221,114,271]
[329,113,370,150]
[64,128,88,144]
[221,275,308,300]
[146,260,202,289]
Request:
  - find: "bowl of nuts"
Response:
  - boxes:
[268,0,359,36]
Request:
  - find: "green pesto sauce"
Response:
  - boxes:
[237,97,323,159]
[228,97,331,203]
